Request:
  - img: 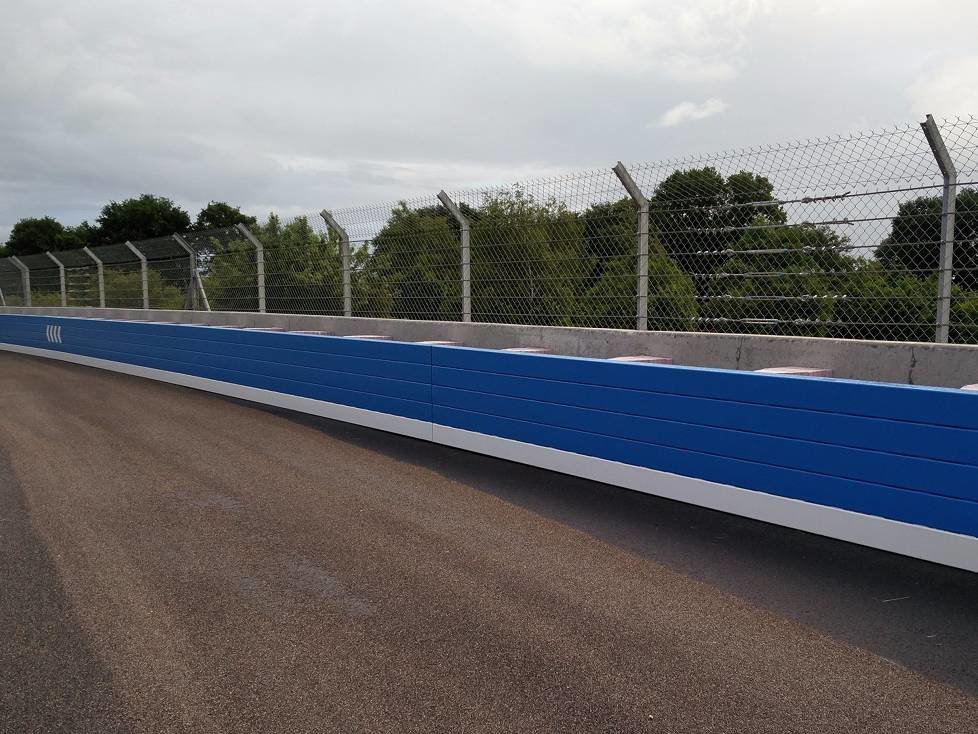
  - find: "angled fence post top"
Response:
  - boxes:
[612,162,649,210]
[437,190,472,323]
[124,240,146,262]
[82,247,106,308]
[613,161,650,332]
[437,190,470,228]
[321,210,352,318]
[7,257,31,307]
[921,114,957,179]
[320,210,349,241]
[921,114,958,345]
[172,233,194,254]
[235,224,266,314]
[172,233,211,312]
[46,251,67,307]
[125,241,149,310]
[235,222,263,246]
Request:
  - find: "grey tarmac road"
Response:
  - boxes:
[1,351,977,734]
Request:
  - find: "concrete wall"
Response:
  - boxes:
[4,305,978,388]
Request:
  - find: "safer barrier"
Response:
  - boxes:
[2,314,976,572]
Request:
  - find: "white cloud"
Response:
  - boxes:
[657,98,728,128]
[459,0,764,81]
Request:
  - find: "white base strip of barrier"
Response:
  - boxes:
[432,425,978,573]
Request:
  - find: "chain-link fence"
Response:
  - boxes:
[3,115,977,344]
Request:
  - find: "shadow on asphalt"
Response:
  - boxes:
[251,402,978,696]
[0,449,130,733]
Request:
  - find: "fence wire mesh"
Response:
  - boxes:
[332,194,462,321]
[2,116,977,344]
[0,258,29,306]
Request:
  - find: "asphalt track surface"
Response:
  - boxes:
[2,352,977,733]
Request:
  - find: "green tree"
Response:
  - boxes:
[829,260,936,342]
[876,188,978,290]
[195,201,257,231]
[63,221,97,250]
[94,194,191,245]
[3,217,93,255]
[4,217,63,255]
[577,199,696,330]
[351,242,395,318]
[650,167,785,275]
[951,289,978,345]
[470,189,584,326]
[360,203,461,320]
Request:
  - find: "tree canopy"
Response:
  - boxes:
[195,201,258,231]
[876,188,978,290]
[650,167,785,273]
[93,194,192,245]
[3,217,94,256]
[2,198,257,255]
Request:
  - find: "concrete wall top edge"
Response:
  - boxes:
[3,306,977,389]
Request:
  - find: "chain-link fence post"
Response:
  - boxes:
[45,251,67,306]
[235,223,266,313]
[173,234,198,310]
[124,241,149,309]
[173,234,210,311]
[82,247,106,308]
[320,210,351,317]
[920,114,958,343]
[613,162,650,331]
[9,256,31,307]
[436,190,471,322]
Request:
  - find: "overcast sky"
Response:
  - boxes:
[2,0,977,240]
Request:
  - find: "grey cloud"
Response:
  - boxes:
[2,0,978,242]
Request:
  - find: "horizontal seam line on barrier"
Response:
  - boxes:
[430,364,978,432]
[432,403,978,508]
[49,332,431,389]
[2,337,432,413]
[431,377,978,467]
[432,384,978,472]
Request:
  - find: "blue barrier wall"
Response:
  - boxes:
[3,314,977,569]
[431,348,978,538]
[0,314,431,421]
